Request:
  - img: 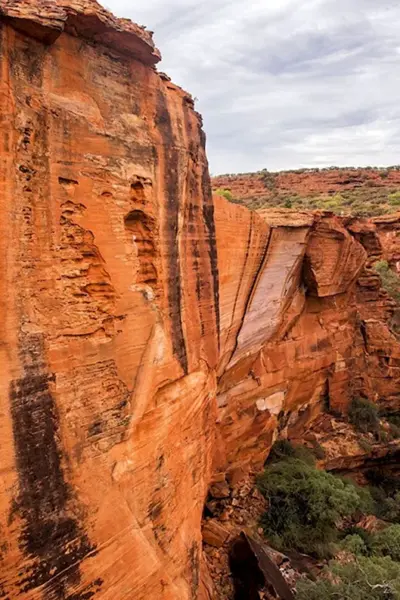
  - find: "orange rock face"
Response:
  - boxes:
[1,2,400,600]
[213,204,400,477]
[0,2,218,598]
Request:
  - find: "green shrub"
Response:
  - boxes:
[368,468,400,523]
[348,397,380,433]
[381,413,400,439]
[266,440,316,466]
[374,260,400,304]
[367,468,400,497]
[342,525,373,550]
[296,556,400,600]
[390,423,400,439]
[371,525,400,561]
[370,488,400,523]
[257,459,364,556]
[214,188,233,201]
[340,533,368,555]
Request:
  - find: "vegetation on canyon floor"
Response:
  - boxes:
[257,446,371,558]
[296,556,400,599]
[256,439,400,598]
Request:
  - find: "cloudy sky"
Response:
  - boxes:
[106,0,400,175]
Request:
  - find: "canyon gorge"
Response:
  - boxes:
[0,1,399,599]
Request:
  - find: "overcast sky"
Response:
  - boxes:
[105,0,400,174]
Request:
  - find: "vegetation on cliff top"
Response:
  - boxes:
[213,167,400,216]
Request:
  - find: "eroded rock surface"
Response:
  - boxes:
[1,2,400,600]
[0,2,217,598]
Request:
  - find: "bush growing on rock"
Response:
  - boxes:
[266,439,317,465]
[359,437,373,453]
[389,191,400,206]
[374,260,400,304]
[370,487,400,524]
[214,188,233,201]
[367,467,400,499]
[348,397,380,434]
[257,458,366,556]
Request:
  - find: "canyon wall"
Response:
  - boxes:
[0,2,218,599]
[213,204,400,478]
[1,2,400,600]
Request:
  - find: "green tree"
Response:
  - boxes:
[257,458,366,556]
[296,556,400,600]
[371,525,400,561]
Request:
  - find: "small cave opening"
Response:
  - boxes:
[124,209,157,287]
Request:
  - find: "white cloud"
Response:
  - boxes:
[106,0,400,174]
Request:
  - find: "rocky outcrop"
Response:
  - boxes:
[213,206,400,477]
[1,2,400,600]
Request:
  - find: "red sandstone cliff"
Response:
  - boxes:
[1,2,400,600]
[0,2,217,599]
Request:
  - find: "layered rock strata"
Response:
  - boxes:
[212,167,400,203]
[1,2,400,599]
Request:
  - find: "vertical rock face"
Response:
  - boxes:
[1,2,400,599]
[0,2,218,598]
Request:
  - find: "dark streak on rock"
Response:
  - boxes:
[156,89,188,373]
[9,334,100,600]
[202,167,220,348]
[188,202,206,336]
[183,103,218,345]
[7,34,102,599]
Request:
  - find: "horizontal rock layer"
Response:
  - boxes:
[213,167,400,200]
[1,2,400,600]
